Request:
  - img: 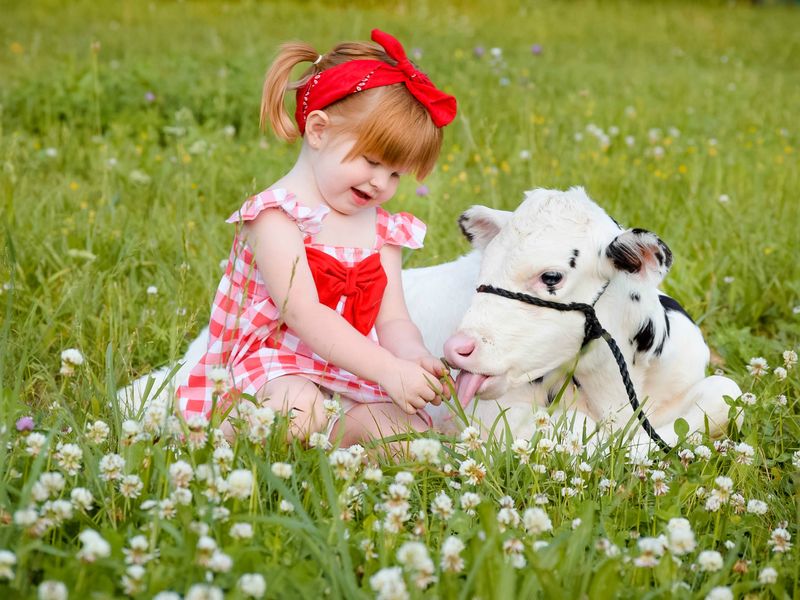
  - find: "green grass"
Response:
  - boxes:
[1,0,799,598]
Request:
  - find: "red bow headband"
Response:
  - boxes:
[295,29,457,134]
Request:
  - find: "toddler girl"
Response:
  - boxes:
[177,29,457,447]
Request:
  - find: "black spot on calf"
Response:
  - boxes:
[630,292,640,302]
[659,295,693,323]
[633,319,656,353]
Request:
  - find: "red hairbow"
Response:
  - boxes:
[295,29,457,133]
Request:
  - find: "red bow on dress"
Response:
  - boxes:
[295,29,457,133]
[305,247,388,335]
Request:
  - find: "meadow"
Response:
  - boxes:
[1,0,799,598]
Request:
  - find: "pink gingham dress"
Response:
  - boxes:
[176,188,427,421]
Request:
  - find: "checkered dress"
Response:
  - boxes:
[176,188,427,421]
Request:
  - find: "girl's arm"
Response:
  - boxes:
[375,245,450,384]
[243,209,442,412]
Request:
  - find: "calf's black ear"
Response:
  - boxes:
[603,228,673,284]
[457,206,512,249]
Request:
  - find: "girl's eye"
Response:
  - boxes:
[540,271,563,286]
[363,156,380,166]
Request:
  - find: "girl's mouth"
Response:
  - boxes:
[351,188,372,205]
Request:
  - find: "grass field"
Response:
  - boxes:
[1,1,799,598]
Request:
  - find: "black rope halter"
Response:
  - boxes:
[476,284,671,453]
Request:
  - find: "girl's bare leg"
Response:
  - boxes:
[220,375,329,443]
[331,403,430,451]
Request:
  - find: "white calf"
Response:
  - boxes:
[443,187,741,448]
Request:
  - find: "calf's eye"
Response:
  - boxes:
[540,271,563,286]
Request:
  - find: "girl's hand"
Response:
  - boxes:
[413,354,452,403]
[379,359,446,415]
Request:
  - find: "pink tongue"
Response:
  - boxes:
[455,372,489,408]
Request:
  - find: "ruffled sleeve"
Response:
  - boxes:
[226,189,329,236]
[377,209,427,249]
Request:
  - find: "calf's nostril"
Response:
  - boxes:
[444,334,476,364]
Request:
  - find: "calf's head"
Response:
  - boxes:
[444,187,673,404]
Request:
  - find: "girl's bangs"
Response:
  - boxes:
[338,88,443,180]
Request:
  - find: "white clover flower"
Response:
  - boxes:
[14,507,39,527]
[185,584,224,600]
[783,350,797,369]
[98,453,125,482]
[537,438,556,454]
[510,438,532,463]
[329,449,359,480]
[758,566,778,584]
[60,348,85,376]
[25,432,48,457]
[77,529,111,563]
[440,535,465,572]
[39,472,66,497]
[397,541,436,589]
[394,471,414,485]
[792,450,800,469]
[116,475,142,499]
[230,522,254,540]
[458,458,486,485]
[208,550,233,573]
[633,537,665,567]
[503,538,526,569]
[522,507,552,535]
[497,507,521,531]
[146,285,158,296]
[169,460,194,488]
[271,462,293,479]
[123,535,154,566]
[195,535,217,567]
[238,573,266,598]
[40,500,73,524]
[37,580,68,600]
[322,398,341,420]
[278,499,294,513]
[308,432,330,450]
[227,469,254,500]
[0,550,16,580]
[430,491,454,520]
[459,426,482,450]
[171,488,192,506]
[370,566,408,600]
[459,491,481,515]
[694,445,712,460]
[733,442,754,465]
[665,518,696,555]
[746,357,769,378]
[121,564,146,595]
[85,420,110,444]
[650,470,669,496]
[55,443,83,476]
[773,366,788,381]
[120,419,143,445]
[768,527,792,553]
[738,393,756,406]
[363,467,383,482]
[697,550,723,572]
[409,438,442,464]
[705,587,733,600]
[746,499,768,515]
[186,415,209,449]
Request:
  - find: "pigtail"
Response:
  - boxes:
[260,42,321,141]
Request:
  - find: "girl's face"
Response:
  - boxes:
[310,133,405,215]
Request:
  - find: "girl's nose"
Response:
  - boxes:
[370,167,391,191]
